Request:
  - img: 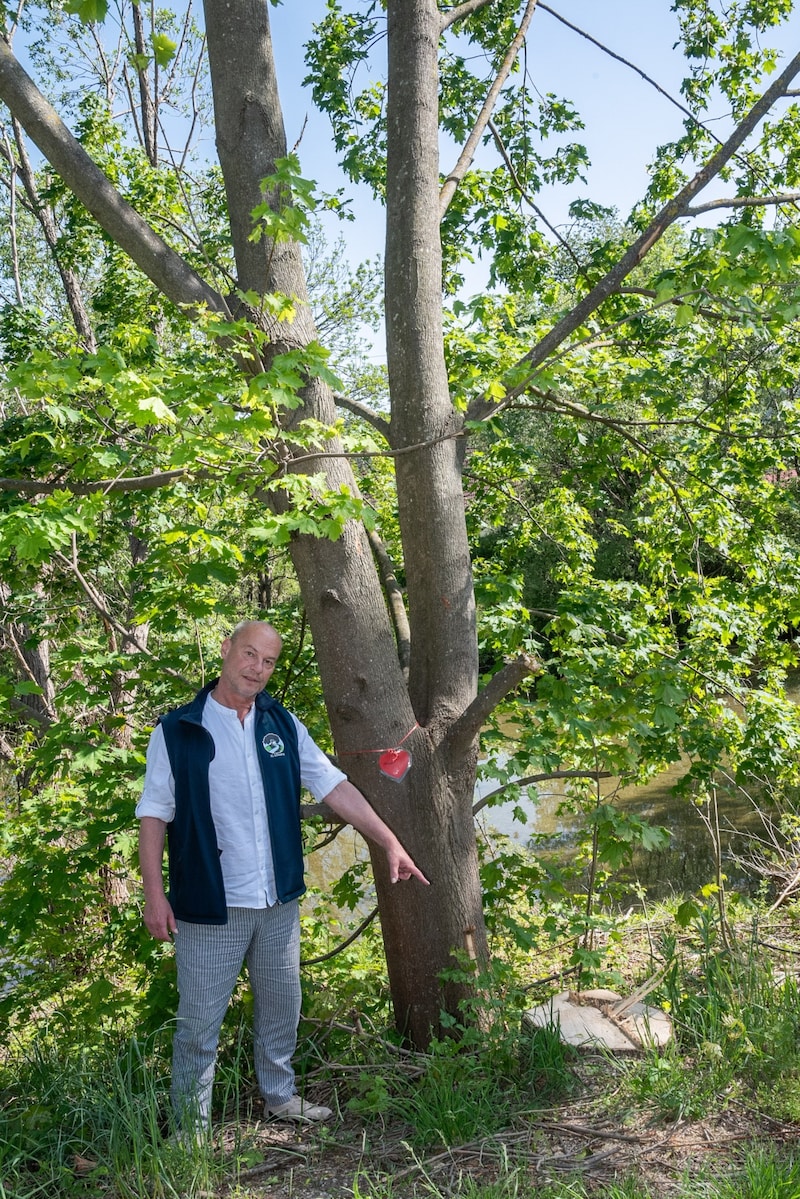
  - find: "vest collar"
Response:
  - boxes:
[179,678,276,725]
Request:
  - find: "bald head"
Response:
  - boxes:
[229,620,282,652]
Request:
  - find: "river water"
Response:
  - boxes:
[308,755,778,907]
[474,758,770,901]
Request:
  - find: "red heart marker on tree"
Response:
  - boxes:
[378,748,412,781]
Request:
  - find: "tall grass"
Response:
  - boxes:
[3,907,800,1198]
[350,1146,800,1199]
[0,1027,220,1199]
[627,913,800,1123]
[344,965,579,1148]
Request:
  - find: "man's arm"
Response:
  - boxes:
[139,815,178,939]
[322,780,430,885]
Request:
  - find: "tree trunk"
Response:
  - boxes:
[203,0,489,1044]
[381,0,490,1029]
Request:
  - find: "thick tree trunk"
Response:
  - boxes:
[382,0,490,1018]
[203,0,489,1044]
[385,0,478,730]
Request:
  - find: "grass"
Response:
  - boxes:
[0,1028,221,1199]
[623,914,800,1125]
[2,906,800,1197]
[347,1146,800,1199]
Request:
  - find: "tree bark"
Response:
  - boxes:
[10,117,96,349]
[379,0,491,1033]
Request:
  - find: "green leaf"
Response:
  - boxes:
[652,702,681,729]
[675,900,701,929]
[64,0,109,22]
[14,682,43,696]
[152,34,177,68]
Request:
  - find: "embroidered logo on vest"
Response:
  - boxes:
[262,732,285,757]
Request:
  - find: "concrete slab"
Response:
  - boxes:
[524,990,672,1054]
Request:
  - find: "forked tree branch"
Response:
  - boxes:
[445,652,543,756]
[440,0,539,217]
[466,47,800,423]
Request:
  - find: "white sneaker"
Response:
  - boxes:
[265,1094,333,1123]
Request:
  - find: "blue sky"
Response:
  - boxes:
[262,0,799,356]
[266,0,794,267]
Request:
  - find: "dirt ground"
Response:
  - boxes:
[213,1065,800,1199]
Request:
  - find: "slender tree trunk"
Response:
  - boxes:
[11,118,96,350]
[131,1,158,166]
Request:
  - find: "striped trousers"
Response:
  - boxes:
[171,902,301,1127]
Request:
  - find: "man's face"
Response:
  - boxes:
[219,624,282,702]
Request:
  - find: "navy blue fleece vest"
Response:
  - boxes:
[159,680,304,924]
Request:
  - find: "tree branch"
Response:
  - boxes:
[537,3,719,145]
[445,653,543,757]
[513,385,697,528]
[300,906,379,967]
[2,128,21,303]
[333,390,391,436]
[51,548,187,683]
[0,726,16,760]
[440,0,539,218]
[617,284,722,322]
[0,36,228,319]
[10,116,96,349]
[300,801,330,820]
[473,769,613,816]
[367,527,411,680]
[488,117,584,272]
[466,47,800,423]
[0,468,194,495]
[4,625,50,710]
[0,430,470,495]
[8,693,51,728]
[131,0,158,166]
[682,191,800,217]
[439,0,496,35]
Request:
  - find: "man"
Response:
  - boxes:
[137,620,428,1130]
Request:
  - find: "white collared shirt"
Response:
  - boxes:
[136,693,346,907]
